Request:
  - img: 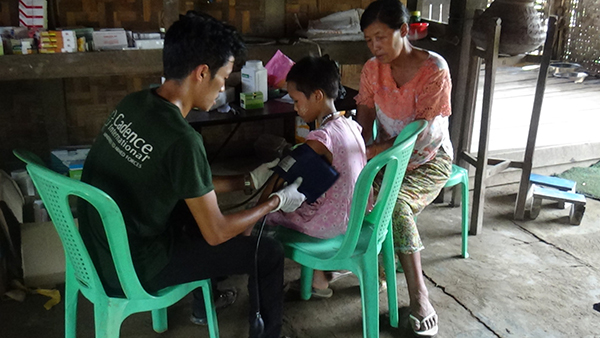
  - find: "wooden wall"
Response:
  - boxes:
[0,75,162,172]
[0,0,376,172]
[63,75,163,144]
[0,0,14,26]
[55,0,165,31]
[0,0,376,34]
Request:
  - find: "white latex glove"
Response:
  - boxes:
[270,177,306,213]
[249,158,280,189]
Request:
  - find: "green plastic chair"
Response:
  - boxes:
[13,148,46,166]
[276,120,427,338]
[374,122,470,262]
[406,163,469,261]
[13,149,219,338]
[444,164,469,258]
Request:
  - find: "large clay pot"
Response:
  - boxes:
[472,0,546,55]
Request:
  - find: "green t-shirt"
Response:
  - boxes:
[79,89,214,294]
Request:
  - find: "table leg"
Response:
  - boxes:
[283,115,296,144]
[470,18,501,235]
[514,16,557,220]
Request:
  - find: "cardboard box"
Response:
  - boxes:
[50,146,90,180]
[92,30,128,50]
[21,221,66,288]
[135,39,163,50]
[19,0,47,29]
[240,92,264,110]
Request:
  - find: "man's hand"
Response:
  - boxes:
[250,158,280,189]
[270,177,306,213]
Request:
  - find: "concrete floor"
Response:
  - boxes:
[1,183,599,338]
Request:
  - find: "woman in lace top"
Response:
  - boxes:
[354,0,454,336]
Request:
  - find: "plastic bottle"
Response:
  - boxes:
[409,11,421,24]
[241,60,268,102]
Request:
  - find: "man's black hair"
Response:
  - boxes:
[163,11,246,80]
[360,0,410,31]
[286,55,342,100]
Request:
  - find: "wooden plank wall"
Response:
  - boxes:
[0,0,376,33]
[54,0,164,31]
[0,0,14,26]
[64,74,162,145]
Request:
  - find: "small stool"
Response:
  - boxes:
[526,174,586,225]
[530,173,576,209]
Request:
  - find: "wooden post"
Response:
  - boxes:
[449,0,487,206]
[163,0,180,31]
[469,17,501,235]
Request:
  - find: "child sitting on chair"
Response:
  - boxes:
[261,55,368,298]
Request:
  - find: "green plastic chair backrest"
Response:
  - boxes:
[13,148,46,167]
[333,120,427,259]
[22,156,154,301]
[372,119,425,144]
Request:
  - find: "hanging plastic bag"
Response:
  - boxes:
[265,50,295,89]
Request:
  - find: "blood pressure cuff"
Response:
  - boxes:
[272,143,339,204]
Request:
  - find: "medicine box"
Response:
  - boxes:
[135,39,164,50]
[240,92,264,110]
[50,147,90,180]
[39,30,76,53]
[92,30,128,50]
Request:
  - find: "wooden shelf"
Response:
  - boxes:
[0,41,372,81]
[0,50,163,81]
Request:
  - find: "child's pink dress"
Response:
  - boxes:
[267,116,367,239]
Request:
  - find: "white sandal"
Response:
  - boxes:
[329,270,352,284]
[409,311,438,336]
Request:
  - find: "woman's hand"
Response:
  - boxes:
[366,138,395,159]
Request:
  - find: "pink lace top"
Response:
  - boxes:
[266,116,368,239]
[354,52,454,170]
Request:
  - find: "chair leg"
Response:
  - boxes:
[381,232,399,328]
[151,308,168,333]
[64,268,78,338]
[359,255,380,338]
[461,177,470,259]
[300,265,314,300]
[94,301,125,338]
[202,281,220,338]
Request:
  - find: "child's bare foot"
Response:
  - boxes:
[312,270,330,290]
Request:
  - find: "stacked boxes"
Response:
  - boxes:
[18,0,47,29]
[39,30,76,53]
[50,147,90,180]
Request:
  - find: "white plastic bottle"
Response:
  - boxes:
[241,60,268,102]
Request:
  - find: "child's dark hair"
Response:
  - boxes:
[286,55,342,99]
[163,11,246,80]
[360,0,410,31]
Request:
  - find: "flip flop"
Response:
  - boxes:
[409,311,438,336]
[311,286,333,299]
[329,270,353,284]
[289,279,333,299]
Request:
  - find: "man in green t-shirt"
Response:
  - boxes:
[78,11,305,338]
